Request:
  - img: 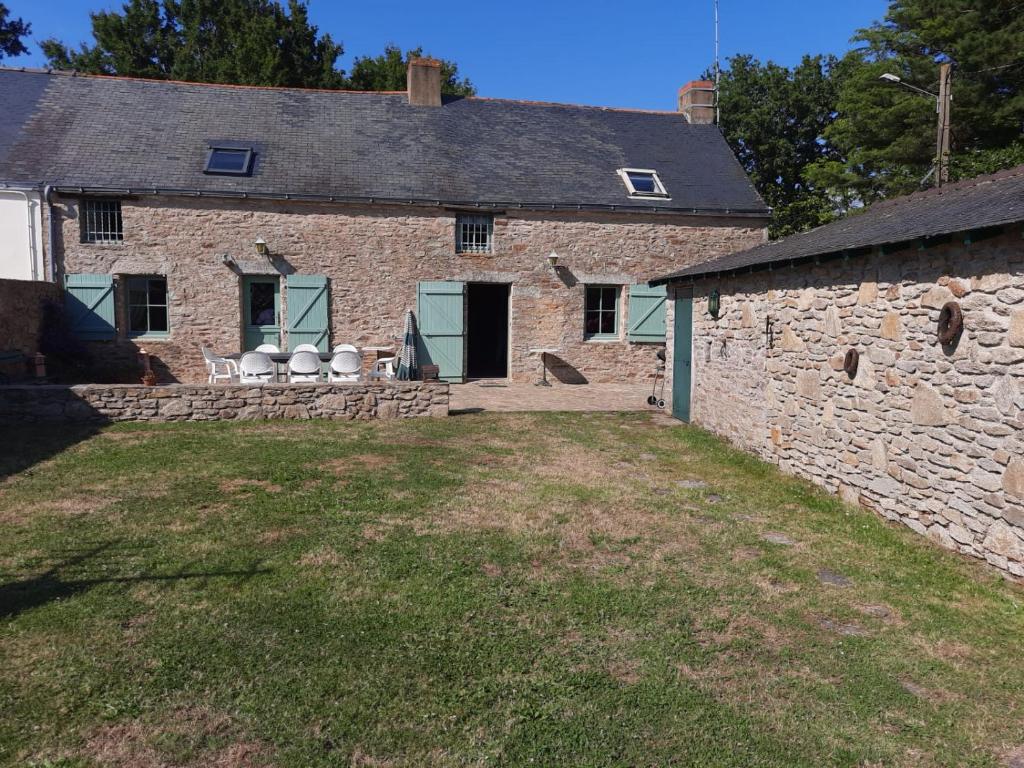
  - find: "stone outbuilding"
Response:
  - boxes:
[0,63,767,384]
[651,166,1024,577]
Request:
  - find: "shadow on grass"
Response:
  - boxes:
[0,421,105,482]
[0,541,270,621]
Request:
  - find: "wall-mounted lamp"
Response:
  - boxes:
[547,251,560,269]
[708,288,721,319]
[255,237,269,257]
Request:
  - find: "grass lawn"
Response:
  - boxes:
[1,413,1023,767]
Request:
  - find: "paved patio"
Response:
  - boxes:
[449,380,661,413]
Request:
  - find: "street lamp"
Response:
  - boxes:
[879,65,952,187]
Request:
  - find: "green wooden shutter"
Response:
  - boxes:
[417,281,465,382]
[286,274,329,351]
[627,284,667,342]
[64,274,116,340]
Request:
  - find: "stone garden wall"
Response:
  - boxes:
[666,230,1024,577]
[0,381,449,422]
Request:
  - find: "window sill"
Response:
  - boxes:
[128,334,170,342]
[584,336,622,343]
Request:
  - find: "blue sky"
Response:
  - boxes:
[3,0,890,110]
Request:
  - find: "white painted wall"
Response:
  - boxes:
[0,191,44,281]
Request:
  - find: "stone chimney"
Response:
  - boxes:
[407,57,442,107]
[678,80,716,124]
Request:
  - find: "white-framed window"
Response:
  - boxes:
[456,214,493,254]
[617,168,669,198]
[80,198,123,243]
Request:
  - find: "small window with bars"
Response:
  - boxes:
[456,214,494,254]
[126,276,169,337]
[80,198,124,243]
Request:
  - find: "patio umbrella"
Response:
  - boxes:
[395,310,419,381]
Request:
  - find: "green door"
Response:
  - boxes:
[243,276,281,351]
[286,274,329,351]
[672,297,692,422]
[417,281,465,382]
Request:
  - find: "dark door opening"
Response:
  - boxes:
[467,283,510,379]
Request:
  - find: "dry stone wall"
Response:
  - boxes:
[53,194,765,384]
[667,230,1024,577]
[0,382,448,422]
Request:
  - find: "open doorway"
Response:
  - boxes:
[466,283,510,379]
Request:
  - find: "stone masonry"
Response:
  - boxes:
[0,381,449,423]
[665,230,1024,578]
[0,277,61,380]
[51,194,766,384]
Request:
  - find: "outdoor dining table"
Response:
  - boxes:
[222,348,397,380]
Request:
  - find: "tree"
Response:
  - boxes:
[41,0,345,89]
[348,44,475,96]
[714,54,843,238]
[808,0,1024,204]
[0,2,30,61]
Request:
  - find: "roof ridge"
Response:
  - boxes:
[0,66,406,96]
[0,66,688,115]
[869,163,1024,212]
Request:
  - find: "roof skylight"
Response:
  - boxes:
[204,146,254,176]
[618,168,669,198]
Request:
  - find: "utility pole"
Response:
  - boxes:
[936,62,952,187]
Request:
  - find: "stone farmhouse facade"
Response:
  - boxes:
[652,168,1024,578]
[0,63,767,384]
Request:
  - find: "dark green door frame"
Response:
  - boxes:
[672,296,692,422]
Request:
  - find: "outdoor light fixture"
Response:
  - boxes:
[254,237,269,257]
[547,251,560,269]
[708,288,721,319]
[879,73,902,84]
[878,72,939,99]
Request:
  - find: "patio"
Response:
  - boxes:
[450,381,656,413]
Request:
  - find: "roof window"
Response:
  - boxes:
[204,146,254,176]
[618,168,669,198]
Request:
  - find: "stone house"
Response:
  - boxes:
[0,64,767,384]
[651,167,1024,577]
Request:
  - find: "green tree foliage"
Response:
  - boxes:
[41,0,345,88]
[715,54,842,238]
[808,0,1024,204]
[348,44,474,96]
[0,2,30,61]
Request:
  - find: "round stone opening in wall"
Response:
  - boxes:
[843,348,859,379]
[937,301,963,345]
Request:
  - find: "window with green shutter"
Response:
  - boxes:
[64,274,116,340]
[627,284,667,342]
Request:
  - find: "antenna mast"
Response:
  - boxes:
[714,0,721,124]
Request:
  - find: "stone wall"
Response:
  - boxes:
[665,230,1024,578]
[0,381,449,422]
[53,194,765,384]
[0,277,61,380]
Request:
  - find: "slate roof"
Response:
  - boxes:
[651,165,1024,284]
[0,68,768,217]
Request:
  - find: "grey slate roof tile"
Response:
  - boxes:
[0,68,768,216]
[651,165,1024,284]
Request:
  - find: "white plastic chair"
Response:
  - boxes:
[202,346,238,383]
[370,355,397,381]
[255,343,280,353]
[288,350,322,383]
[238,351,275,384]
[328,349,362,383]
[332,343,358,354]
[291,343,320,354]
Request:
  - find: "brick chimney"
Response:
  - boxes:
[678,80,716,124]
[407,57,442,107]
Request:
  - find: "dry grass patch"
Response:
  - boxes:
[78,706,272,768]
[219,479,283,494]
[298,545,345,568]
